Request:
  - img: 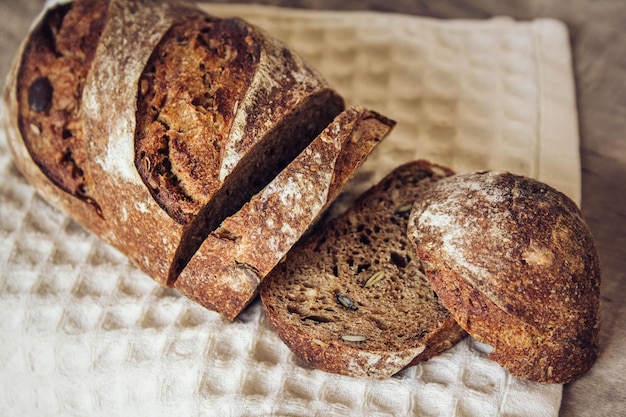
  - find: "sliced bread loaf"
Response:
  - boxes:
[5,0,345,290]
[407,171,601,383]
[260,160,466,378]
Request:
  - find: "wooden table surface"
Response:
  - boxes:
[1,1,624,416]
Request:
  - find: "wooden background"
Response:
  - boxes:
[1,1,624,416]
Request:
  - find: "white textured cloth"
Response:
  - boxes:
[0,3,578,416]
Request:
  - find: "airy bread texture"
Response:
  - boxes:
[407,171,601,383]
[260,160,467,379]
[2,0,395,319]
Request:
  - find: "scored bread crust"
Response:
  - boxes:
[176,106,395,320]
[260,160,467,379]
[14,0,107,215]
[81,0,202,285]
[408,171,601,383]
[3,0,346,294]
[2,0,110,239]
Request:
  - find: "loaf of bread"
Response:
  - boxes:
[407,171,600,383]
[260,160,467,379]
[1,0,394,318]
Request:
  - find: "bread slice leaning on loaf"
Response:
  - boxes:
[260,160,467,379]
[176,106,394,320]
[407,171,601,383]
[1,0,394,318]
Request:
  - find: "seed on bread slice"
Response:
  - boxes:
[407,171,601,383]
[260,160,466,379]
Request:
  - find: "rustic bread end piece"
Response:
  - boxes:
[407,171,600,383]
[260,160,467,378]
[175,106,395,320]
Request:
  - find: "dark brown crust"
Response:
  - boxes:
[260,160,467,379]
[16,0,107,216]
[80,0,202,285]
[408,171,601,383]
[264,307,463,378]
[135,13,261,224]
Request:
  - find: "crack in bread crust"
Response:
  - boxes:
[16,0,108,216]
[135,14,261,224]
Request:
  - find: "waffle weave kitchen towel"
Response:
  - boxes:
[0,3,578,416]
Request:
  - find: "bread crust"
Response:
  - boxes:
[16,0,107,215]
[2,1,109,239]
[82,0,199,285]
[408,171,601,383]
[134,13,262,224]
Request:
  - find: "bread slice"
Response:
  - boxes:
[175,106,395,320]
[260,160,467,378]
[407,171,601,383]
